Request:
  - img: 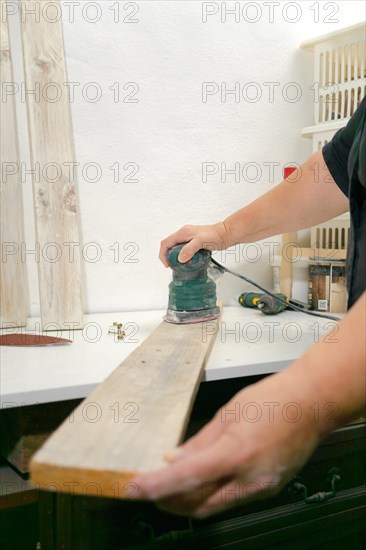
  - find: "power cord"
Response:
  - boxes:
[210,257,340,322]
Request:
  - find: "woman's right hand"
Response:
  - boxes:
[159,222,232,267]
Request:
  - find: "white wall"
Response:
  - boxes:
[8,0,366,315]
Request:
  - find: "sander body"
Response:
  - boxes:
[164,244,220,324]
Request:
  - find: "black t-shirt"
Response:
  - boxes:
[322,96,366,308]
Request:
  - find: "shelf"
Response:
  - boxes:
[301,120,347,138]
[300,22,365,51]
[290,247,347,261]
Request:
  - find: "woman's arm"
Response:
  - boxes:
[160,150,349,265]
[224,149,349,245]
[131,292,365,517]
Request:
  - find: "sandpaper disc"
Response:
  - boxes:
[0,334,72,346]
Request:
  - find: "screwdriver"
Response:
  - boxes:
[239,292,289,315]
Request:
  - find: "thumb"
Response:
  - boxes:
[132,430,239,500]
[178,238,202,263]
[165,415,225,463]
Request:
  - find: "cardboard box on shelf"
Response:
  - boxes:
[308,261,347,313]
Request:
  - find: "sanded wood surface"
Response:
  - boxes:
[30,318,219,498]
[0,10,28,326]
[20,0,84,329]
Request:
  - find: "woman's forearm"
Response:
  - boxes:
[159,150,349,264]
[224,150,349,246]
[277,291,366,436]
[132,293,365,513]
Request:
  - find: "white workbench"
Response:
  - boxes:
[1,306,337,407]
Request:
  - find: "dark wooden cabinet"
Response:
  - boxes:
[41,486,365,550]
[1,377,365,550]
[0,499,39,550]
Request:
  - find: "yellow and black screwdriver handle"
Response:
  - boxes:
[239,292,289,315]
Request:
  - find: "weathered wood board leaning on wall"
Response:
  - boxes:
[0,11,28,327]
[30,318,220,498]
[20,0,84,329]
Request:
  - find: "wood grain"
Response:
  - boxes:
[20,0,84,329]
[30,318,220,498]
[0,10,28,327]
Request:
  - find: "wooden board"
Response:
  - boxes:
[0,10,28,327]
[330,277,347,313]
[30,318,219,498]
[280,232,295,298]
[20,0,84,329]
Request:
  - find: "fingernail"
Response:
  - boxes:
[164,447,183,462]
[178,254,187,262]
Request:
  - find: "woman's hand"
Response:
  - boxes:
[131,372,320,517]
[159,222,233,267]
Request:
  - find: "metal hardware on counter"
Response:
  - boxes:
[108,322,126,340]
[290,468,341,504]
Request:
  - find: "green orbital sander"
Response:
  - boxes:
[164,243,220,324]
[164,243,339,325]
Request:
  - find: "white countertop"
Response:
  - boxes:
[1,307,337,407]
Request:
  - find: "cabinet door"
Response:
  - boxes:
[55,494,142,550]
[0,502,38,550]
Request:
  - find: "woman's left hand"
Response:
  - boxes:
[131,371,320,518]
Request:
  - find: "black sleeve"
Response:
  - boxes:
[322,96,366,197]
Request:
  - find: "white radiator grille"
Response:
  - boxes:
[314,33,365,124]
[310,218,350,250]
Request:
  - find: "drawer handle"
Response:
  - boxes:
[292,468,341,504]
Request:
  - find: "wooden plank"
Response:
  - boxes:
[30,318,219,498]
[280,232,294,298]
[20,0,84,329]
[0,8,28,327]
[331,279,347,313]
